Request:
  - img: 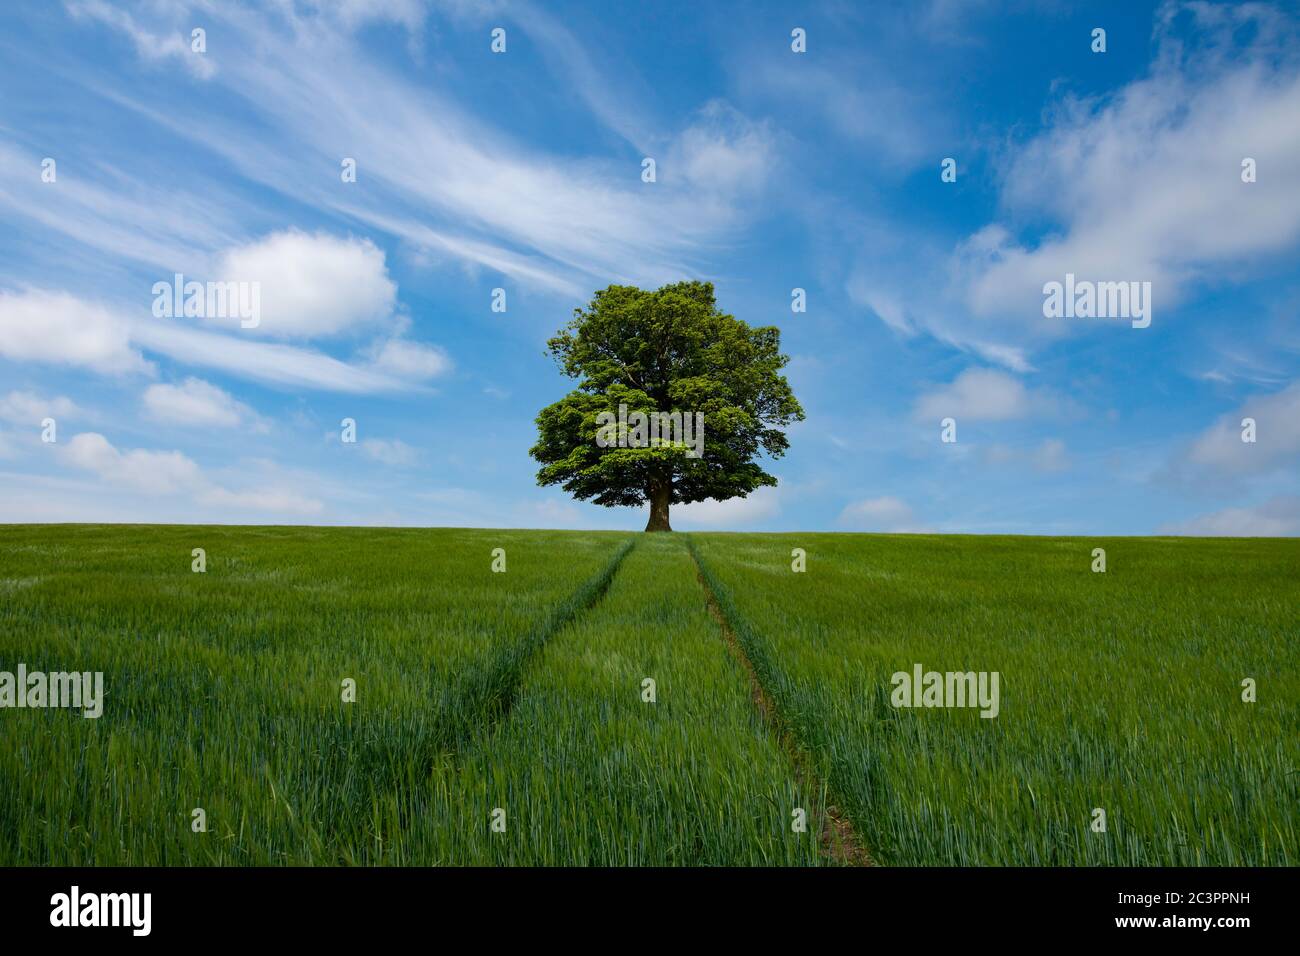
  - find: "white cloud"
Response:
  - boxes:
[672,487,781,528]
[82,5,772,296]
[737,56,938,167]
[1159,496,1300,537]
[142,378,263,430]
[0,288,150,374]
[129,319,415,393]
[837,496,931,533]
[505,1,656,154]
[197,486,323,515]
[846,280,913,335]
[360,438,418,466]
[845,238,1034,374]
[0,391,80,425]
[983,438,1071,473]
[364,337,453,381]
[913,367,1037,422]
[526,498,583,527]
[1182,381,1300,476]
[215,230,397,339]
[1159,381,1300,494]
[59,431,320,512]
[668,101,775,197]
[968,342,1034,375]
[0,142,242,275]
[321,0,430,33]
[964,4,1300,325]
[845,6,1300,370]
[67,0,216,79]
[3,238,443,390]
[61,432,203,495]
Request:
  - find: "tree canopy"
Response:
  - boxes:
[530,281,804,531]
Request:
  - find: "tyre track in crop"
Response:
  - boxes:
[687,536,874,866]
[438,537,637,754]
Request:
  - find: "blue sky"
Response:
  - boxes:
[1,0,1298,534]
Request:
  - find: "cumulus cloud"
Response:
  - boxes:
[963,3,1300,325]
[849,4,1300,369]
[913,367,1045,422]
[0,391,80,425]
[142,378,264,430]
[0,262,443,395]
[1183,381,1300,476]
[364,337,454,381]
[0,289,150,374]
[1159,381,1300,495]
[215,230,397,339]
[837,496,931,533]
[59,431,320,512]
[61,432,203,495]
[668,101,776,197]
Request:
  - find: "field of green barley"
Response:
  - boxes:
[1,525,1295,866]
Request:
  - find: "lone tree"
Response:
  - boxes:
[530,281,804,531]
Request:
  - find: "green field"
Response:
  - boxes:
[1,525,1295,866]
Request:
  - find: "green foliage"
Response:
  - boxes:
[530,281,804,512]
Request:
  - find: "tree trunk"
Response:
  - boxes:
[645,480,672,532]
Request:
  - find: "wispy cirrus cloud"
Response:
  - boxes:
[66,0,216,79]
[64,0,776,296]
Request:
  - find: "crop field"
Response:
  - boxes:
[691,533,1299,866]
[1,525,1295,866]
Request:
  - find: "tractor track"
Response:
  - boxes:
[687,537,874,867]
[439,537,637,755]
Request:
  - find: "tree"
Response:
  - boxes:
[530,281,804,531]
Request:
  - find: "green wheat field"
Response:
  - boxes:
[1,525,1295,866]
